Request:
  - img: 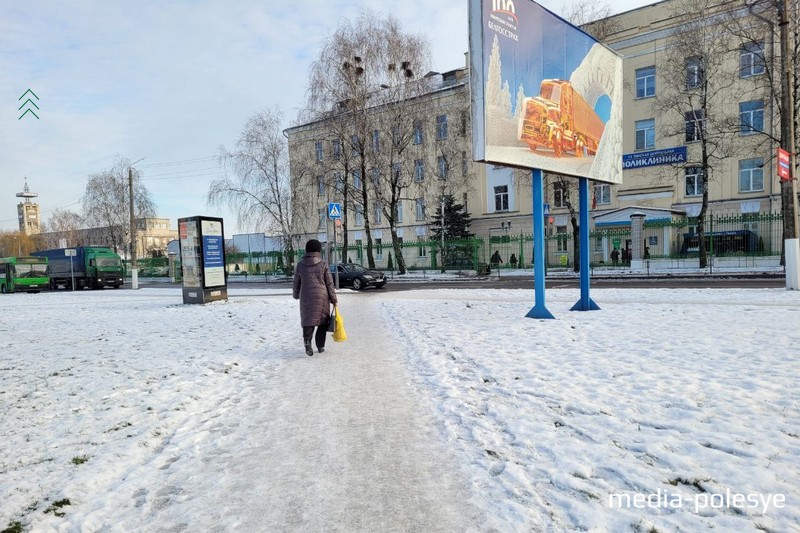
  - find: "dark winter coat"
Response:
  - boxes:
[292,252,338,327]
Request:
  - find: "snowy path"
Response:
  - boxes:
[184,296,481,532]
[1,290,481,532]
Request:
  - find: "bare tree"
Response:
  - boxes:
[41,209,85,248]
[554,1,622,272]
[82,157,157,255]
[564,0,620,39]
[421,87,477,270]
[209,107,299,269]
[653,0,739,268]
[721,0,799,259]
[303,10,432,270]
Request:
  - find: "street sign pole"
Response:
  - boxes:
[65,248,76,291]
[327,202,342,289]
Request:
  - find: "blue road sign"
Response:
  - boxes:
[328,202,342,219]
[543,203,550,216]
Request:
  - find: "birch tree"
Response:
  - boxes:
[208,107,298,269]
[304,10,432,270]
[721,0,799,257]
[82,157,157,255]
[653,0,738,268]
[42,209,85,248]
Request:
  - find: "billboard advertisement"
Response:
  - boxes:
[201,219,225,288]
[178,216,227,304]
[469,0,623,184]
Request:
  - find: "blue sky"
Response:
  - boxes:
[0,0,651,237]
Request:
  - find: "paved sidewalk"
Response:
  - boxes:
[145,294,482,532]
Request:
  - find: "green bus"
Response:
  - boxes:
[0,256,50,293]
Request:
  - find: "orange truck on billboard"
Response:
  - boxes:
[517,80,605,158]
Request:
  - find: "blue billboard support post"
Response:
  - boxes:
[571,177,600,312]
[526,169,555,319]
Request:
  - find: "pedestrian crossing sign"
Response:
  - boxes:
[328,202,342,219]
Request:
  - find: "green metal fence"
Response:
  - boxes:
[219,212,786,276]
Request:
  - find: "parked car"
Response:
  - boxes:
[329,263,387,290]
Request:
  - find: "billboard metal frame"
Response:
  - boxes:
[469,0,621,317]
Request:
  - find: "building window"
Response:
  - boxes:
[460,110,467,136]
[740,100,764,135]
[315,141,323,162]
[351,135,361,156]
[372,130,380,153]
[415,198,426,221]
[392,125,400,147]
[355,205,364,226]
[437,156,449,180]
[317,175,325,196]
[594,236,604,253]
[318,208,326,229]
[740,41,765,78]
[556,225,568,252]
[436,114,448,140]
[372,167,381,187]
[739,158,764,192]
[355,239,363,260]
[494,185,509,211]
[418,239,427,257]
[635,66,655,98]
[553,182,567,208]
[374,202,382,225]
[414,159,424,182]
[685,57,704,90]
[353,169,362,190]
[594,183,611,205]
[413,121,423,144]
[332,139,341,160]
[684,109,704,143]
[395,200,403,224]
[461,151,468,176]
[375,238,383,260]
[685,167,704,196]
[335,171,344,193]
[635,119,655,150]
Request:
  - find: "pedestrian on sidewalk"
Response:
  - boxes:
[293,239,338,356]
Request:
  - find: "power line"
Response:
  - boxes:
[142,171,225,181]
[140,166,220,178]
[139,155,217,168]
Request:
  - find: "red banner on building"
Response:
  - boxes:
[778,147,791,181]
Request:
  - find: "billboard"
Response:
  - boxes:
[469,0,623,184]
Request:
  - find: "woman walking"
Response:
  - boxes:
[292,239,338,356]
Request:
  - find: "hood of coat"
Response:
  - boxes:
[300,252,322,266]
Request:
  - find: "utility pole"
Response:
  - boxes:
[781,0,798,237]
[129,158,145,289]
[779,0,800,288]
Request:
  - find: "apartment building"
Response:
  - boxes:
[589,0,793,258]
[286,0,794,269]
[286,55,543,268]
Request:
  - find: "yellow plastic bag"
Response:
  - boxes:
[333,306,347,342]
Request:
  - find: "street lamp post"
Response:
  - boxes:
[129,157,145,289]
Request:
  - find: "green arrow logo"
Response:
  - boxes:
[18,88,40,120]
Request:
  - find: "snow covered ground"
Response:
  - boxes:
[1,286,798,532]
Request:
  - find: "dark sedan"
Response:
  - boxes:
[330,263,387,290]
